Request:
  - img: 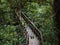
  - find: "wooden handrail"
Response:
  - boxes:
[21,12,42,45]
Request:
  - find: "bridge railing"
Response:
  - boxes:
[15,10,43,45]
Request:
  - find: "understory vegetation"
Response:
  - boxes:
[0,0,58,45]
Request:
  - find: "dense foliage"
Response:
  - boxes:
[24,1,58,45]
[0,0,58,45]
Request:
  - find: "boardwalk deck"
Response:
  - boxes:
[25,25,40,45]
[15,10,42,45]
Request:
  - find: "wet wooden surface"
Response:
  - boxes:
[25,25,40,45]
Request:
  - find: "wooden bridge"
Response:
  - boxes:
[15,10,43,45]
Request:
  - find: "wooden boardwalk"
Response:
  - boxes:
[15,10,42,45]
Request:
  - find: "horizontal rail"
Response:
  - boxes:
[21,12,42,45]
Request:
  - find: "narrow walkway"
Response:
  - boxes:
[15,11,42,45]
[25,25,40,45]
